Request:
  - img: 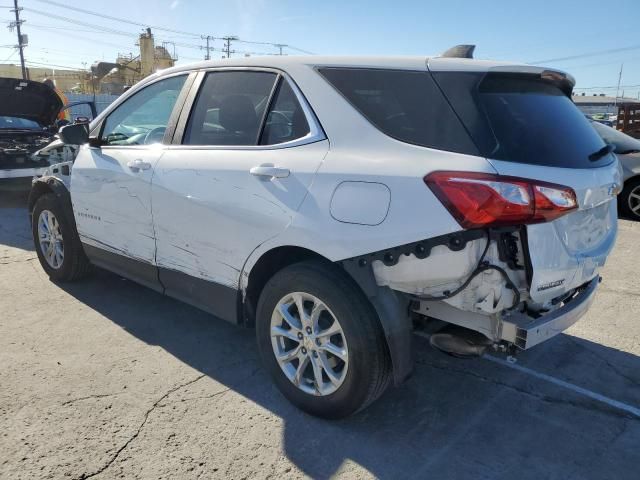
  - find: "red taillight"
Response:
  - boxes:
[424,171,578,229]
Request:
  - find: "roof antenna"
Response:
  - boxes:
[441,45,476,59]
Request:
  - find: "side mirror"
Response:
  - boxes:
[75,116,91,124]
[59,123,89,145]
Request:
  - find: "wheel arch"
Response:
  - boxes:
[28,176,74,225]
[242,244,413,385]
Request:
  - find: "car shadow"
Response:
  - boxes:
[0,180,34,251]
[55,267,640,479]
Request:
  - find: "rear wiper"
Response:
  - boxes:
[589,144,615,161]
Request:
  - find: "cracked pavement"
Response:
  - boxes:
[1,182,640,479]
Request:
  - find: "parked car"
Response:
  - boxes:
[591,120,640,220]
[0,77,96,179]
[28,48,621,418]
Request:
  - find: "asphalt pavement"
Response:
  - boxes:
[1,181,639,479]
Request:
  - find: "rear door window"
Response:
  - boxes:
[184,71,277,146]
[432,72,613,168]
[259,79,310,145]
[318,67,478,155]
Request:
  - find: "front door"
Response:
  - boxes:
[71,74,188,290]
[151,70,328,319]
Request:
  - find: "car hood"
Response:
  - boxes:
[0,77,63,127]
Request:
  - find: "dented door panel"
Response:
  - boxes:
[151,140,329,289]
[71,145,162,263]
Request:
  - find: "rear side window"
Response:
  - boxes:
[184,71,277,146]
[432,72,612,168]
[318,67,478,155]
[260,79,310,145]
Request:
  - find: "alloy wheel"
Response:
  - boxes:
[628,185,640,218]
[37,209,64,269]
[270,292,349,396]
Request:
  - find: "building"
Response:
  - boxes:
[0,28,175,94]
[572,93,640,116]
[0,63,88,92]
[97,28,176,94]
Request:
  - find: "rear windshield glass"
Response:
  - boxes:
[317,67,478,155]
[432,72,613,168]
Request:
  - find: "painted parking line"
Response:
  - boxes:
[413,331,640,419]
[483,354,640,419]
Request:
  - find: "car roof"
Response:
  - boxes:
[153,54,565,77]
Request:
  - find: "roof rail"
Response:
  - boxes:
[441,44,476,59]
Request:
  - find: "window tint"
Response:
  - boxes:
[101,75,186,146]
[259,79,310,145]
[432,72,612,168]
[184,71,277,146]
[318,67,478,155]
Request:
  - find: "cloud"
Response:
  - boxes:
[170,0,180,9]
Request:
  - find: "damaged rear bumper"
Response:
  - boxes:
[500,276,600,349]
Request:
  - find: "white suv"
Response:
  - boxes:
[29,48,621,418]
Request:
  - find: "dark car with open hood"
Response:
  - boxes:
[0,77,95,180]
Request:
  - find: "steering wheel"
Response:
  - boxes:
[144,127,167,145]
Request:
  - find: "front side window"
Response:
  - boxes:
[101,75,187,146]
[184,71,277,146]
[260,80,310,145]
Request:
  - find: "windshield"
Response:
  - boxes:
[432,72,613,169]
[0,116,42,130]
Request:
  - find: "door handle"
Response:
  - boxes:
[250,163,290,179]
[127,159,152,172]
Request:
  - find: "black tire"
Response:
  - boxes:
[31,193,91,281]
[256,260,391,419]
[618,177,640,221]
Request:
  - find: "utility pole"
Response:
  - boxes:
[274,44,287,55]
[222,36,238,58]
[202,35,213,60]
[614,63,623,107]
[10,0,27,79]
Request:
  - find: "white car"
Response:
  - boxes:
[28,47,622,418]
[590,120,640,220]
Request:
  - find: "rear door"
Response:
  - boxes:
[431,69,622,302]
[150,69,328,319]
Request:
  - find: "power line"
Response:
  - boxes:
[1,47,16,62]
[30,0,202,38]
[28,0,314,56]
[530,44,640,64]
[24,7,140,38]
[574,83,640,91]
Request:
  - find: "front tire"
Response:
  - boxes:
[256,260,391,419]
[32,193,91,281]
[618,177,640,221]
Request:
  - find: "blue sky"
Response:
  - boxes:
[1,0,639,98]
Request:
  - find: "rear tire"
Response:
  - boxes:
[256,260,391,419]
[618,177,640,221]
[32,193,91,281]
